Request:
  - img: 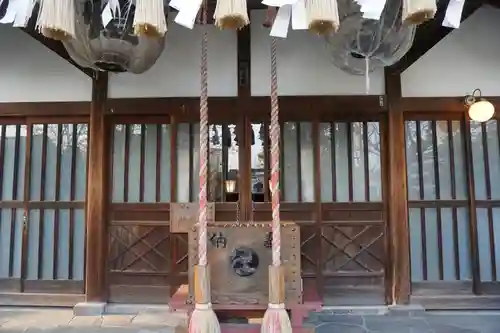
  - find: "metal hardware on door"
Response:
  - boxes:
[238,62,249,87]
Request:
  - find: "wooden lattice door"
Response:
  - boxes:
[107,121,182,303]
[0,119,88,301]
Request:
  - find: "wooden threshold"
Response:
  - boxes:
[0,292,84,307]
[108,285,171,304]
[412,295,500,310]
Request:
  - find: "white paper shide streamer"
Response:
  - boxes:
[442,0,466,29]
[354,0,387,20]
[262,0,308,38]
[171,0,203,29]
[214,0,249,30]
[402,0,436,25]
[36,0,76,40]
[133,0,167,38]
[305,0,340,36]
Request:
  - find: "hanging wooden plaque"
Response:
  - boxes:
[188,222,302,305]
[170,203,215,233]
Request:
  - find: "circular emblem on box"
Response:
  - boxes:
[230,247,259,277]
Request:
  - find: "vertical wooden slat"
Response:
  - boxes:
[312,120,323,293]
[170,118,178,203]
[1,125,9,273]
[38,124,48,279]
[156,124,162,202]
[85,72,109,302]
[12,126,21,200]
[238,118,249,220]
[431,121,444,280]
[385,69,410,304]
[416,121,428,281]
[53,124,63,279]
[123,124,130,202]
[330,122,337,202]
[463,116,481,293]
[170,117,178,277]
[108,123,115,204]
[347,123,353,202]
[480,122,496,281]
[447,120,461,280]
[296,123,303,202]
[0,125,6,200]
[21,123,33,291]
[221,124,229,202]
[68,124,78,280]
[188,123,194,202]
[263,123,270,202]
[139,124,146,202]
[362,122,370,201]
[8,125,19,278]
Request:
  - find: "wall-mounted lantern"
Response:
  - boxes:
[465,89,495,123]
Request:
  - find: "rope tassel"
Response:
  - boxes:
[133,0,167,38]
[260,36,292,333]
[214,0,250,30]
[305,0,339,36]
[36,0,76,41]
[402,0,437,25]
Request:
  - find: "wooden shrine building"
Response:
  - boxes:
[1,0,500,311]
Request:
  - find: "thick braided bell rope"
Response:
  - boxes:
[270,36,281,268]
[198,6,209,267]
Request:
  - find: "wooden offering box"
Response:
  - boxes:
[188,222,302,305]
[169,222,322,333]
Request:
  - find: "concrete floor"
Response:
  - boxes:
[1,307,500,333]
[309,310,500,333]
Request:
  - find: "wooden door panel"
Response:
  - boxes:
[108,204,172,303]
[320,203,385,277]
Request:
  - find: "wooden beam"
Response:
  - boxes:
[107,95,384,119]
[400,96,500,113]
[85,71,109,302]
[385,68,411,304]
[389,0,483,74]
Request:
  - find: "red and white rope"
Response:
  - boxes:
[198,6,209,267]
[270,36,281,268]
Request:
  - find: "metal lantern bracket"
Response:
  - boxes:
[464,88,482,107]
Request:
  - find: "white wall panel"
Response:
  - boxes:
[250,10,385,96]
[0,25,92,102]
[2,5,499,102]
[108,19,238,98]
[401,5,500,97]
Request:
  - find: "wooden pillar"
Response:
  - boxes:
[384,69,411,304]
[237,26,251,220]
[463,116,481,294]
[85,72,109,302]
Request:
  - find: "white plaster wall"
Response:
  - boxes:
[2,4,499,101]
[401,5,500,97]
[0,25,92,102]
[108,18,238,98]
[250,10,385,96]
